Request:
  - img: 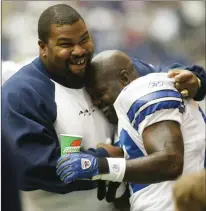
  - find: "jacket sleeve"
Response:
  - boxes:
[184,65,206,101]
[131,58,206,101]
[2,85,95,194]
[2,133,22,211]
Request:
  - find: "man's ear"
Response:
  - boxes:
[38,40,47,57]
[119,70,130,87]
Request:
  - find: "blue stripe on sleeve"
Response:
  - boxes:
[198,106,206,168]
[133,100,183,130]
[119,129,149,193]
[119,129,144,159]
[198,106,206,123]
[127,89,182,123]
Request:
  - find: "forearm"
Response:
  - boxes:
[98,151,183,184]
[124,151,183,184]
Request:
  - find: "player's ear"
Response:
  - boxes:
[38,39,48,58]
[119,69,130,87]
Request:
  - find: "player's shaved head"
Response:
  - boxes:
[86,50,137,88]
[92,50,133,78]
[85,50,138,124]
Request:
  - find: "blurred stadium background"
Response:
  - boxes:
[2,1,205,109]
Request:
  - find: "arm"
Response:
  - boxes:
[57,120,184,184]
[94,121,184,184]
[124,121,184,183]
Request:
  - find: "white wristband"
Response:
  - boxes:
[100,158,126,182]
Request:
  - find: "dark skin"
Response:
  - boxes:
[125,121,184,183]
[38,19,94,88]
[86,51,137,124]
[87,50,184,183]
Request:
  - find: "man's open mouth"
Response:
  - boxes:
[101,106,112,118]
[70,57,87,65]
[102,106,110,114]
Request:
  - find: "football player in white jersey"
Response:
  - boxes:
[57,50,206,211]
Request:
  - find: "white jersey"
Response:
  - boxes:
[114,73,206,211]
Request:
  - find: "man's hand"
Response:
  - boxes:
[97,143,124,158]
[168,69,200,98]
[56,153,99,183]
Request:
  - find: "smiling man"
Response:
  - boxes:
[38,5,94,87]
[2,4,114,211]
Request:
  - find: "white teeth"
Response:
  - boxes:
[102,106,109,113]
[74,59,85,65]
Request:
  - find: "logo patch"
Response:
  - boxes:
[81,158,91,170]
[63,139,81,154]
[71,139,81,147]
[63,146,81,154]
[112,164,120,172]
[148,80,164,88]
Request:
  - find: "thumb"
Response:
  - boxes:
[168,69,181,78]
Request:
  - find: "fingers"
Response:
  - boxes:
[175,81,191,97]
[169,69,198,98]
[174,72,192,83]
[97,180,106,201]
[175,81,195,93]
[97,181,121,202]
[168,69,194,83]
[180,89,189,98]
[106,182,121,203]
[168,69,182,78]
[56,159,72,175]
[60,168,73,182]
[57,154,71,168]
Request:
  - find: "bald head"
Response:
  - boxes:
[91,50,133,76]
[85,50,138,124]
[85,50,137,88]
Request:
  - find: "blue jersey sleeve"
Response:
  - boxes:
[127,89,184,135]
[2,80,95,194]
